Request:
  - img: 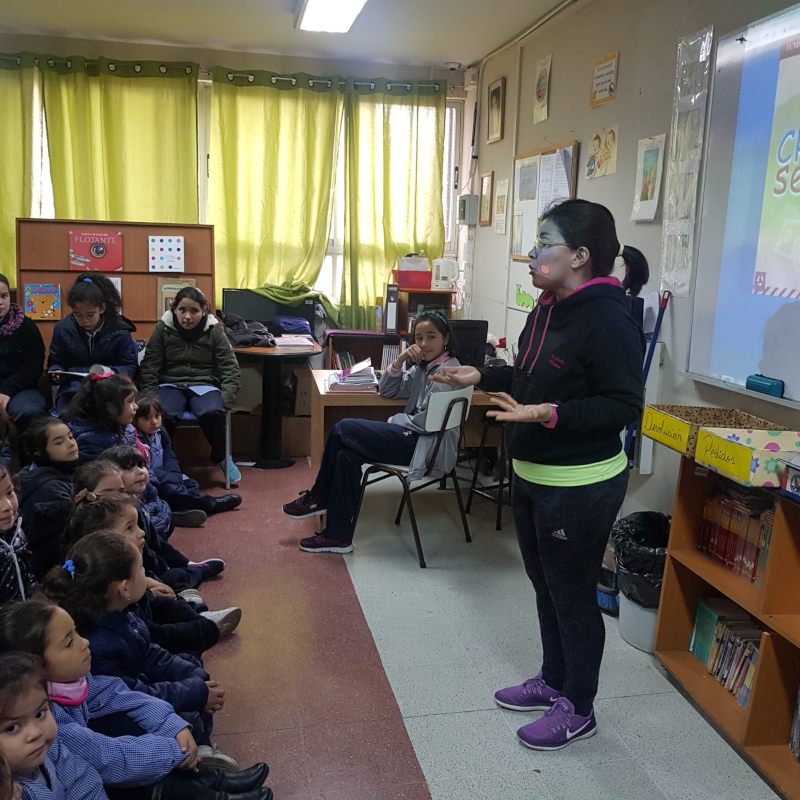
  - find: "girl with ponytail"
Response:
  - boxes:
[432,198,648,753]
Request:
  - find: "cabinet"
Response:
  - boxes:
[323,330,401,370]
[655,456,800,799]
[397,289,455,336]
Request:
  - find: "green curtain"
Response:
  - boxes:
[209,69,343,306]
[0,53,37,283]
[340,79,446,330]
[42,57,198,222]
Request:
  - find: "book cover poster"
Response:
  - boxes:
[149,235,185,272]
[157,277,196,316]
[69,231,123,271]
[754,35,800,297]
[23,284,61,320]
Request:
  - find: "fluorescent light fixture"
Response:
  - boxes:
[295,0,369,33]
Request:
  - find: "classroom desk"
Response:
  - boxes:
[234,341,322,469]
[310,369,498,473]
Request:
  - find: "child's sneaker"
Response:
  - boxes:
[178,588,204,606]
[189,558,226,578]
[219,457,241,483]
[196,744,238,772]
[298,533,352,553]
[283,490,326,519]
[494,672,563,711]
[516,697,597,751]
[209,493,242,514]
[172,509,207,528]
[200,607,242,637]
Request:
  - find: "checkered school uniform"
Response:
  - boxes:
[51,673,187,787]
[17,735,107,800]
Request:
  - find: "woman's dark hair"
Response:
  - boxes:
[20,416,69,464]
[0,651,48,722]
[73,459,121,497]
[134,392,162,420]
[100,445,146,470]
[67,274,121,317]
[63,492,137,555]
[0,275,10,291]
[411,311,458,355]
[0,600,56,659]
[540,199,650,296]
[68,374,136,427]
[39,532,137,631]
[170,287,210,314]
[0,748,12,800]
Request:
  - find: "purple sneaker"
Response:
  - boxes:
[494,672,562,711]
[283,490,326,519]
[516,697,597,751]
[298,534,353,554]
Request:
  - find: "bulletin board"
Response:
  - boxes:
[510,140,579,262]
[16,218,215,348]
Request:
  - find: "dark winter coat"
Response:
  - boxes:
[68,418,137,465]
[0,518,36,605]
[140,312,241,409]
[140,482,172,540]
[47,313,139,378]
[478,279,645,466]
[16,459,77,578]
[136,427,183,486]
[84,609,209,713]
[0,314,46,397]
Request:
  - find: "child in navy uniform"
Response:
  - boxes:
[133,395,241,519]
[47,275,138,415]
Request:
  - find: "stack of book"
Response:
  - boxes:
[689,597,761,708]
[791,688,800,761]
[698,480,774,584]
[326,358,379,393]
[381,344,399,371]
[754,508,775,589]
[274,335,316,350]
[332,350,355,369]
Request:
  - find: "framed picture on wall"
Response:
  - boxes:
[479,171,494,226]
[487,77,506,144]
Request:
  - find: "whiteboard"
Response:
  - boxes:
[688,4,800,402]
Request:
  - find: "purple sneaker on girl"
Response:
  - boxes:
[494,672,562,711]
[516,697,597,750]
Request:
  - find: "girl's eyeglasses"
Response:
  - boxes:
[531,236,569,254]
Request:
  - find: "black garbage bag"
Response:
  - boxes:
[612,512,671,609]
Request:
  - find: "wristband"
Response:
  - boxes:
[541,403,558,428]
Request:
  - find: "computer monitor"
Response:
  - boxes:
[449,319,489,368]
[221,288,315,328]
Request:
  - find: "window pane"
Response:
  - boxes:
[442,104,457,247]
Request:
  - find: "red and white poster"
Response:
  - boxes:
[69,231,123,271]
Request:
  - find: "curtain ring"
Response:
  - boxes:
[406,84,411,91]
[66,60,72,69]
[185,66,193,74]
[134,64,142,73]
[370,82,375,90]
[47,58,55,68]
[248,74,255,83]
[387,82,392,90]
[291,77,296,86]
[271,76,277,84]
[16,57,21,66]
[435,84,441,92]
[227,72,234,81]
[159,65,167,74]
[108,63,116,72]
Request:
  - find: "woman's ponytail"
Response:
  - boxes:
[620,245,649,297]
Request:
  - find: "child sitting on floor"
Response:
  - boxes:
[0,601,271,799]
[0,651,107,800]
[16,417,80,578]
[66,374,137,465]
[47,274,138,416]
[0,465,36,605]
[40,532,234,771]
[134,394,241,518]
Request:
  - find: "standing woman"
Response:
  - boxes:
[0,273,47,429]
[433,199,647,751]
[140,287,242,483]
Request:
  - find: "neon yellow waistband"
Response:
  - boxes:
[513,450,628,487]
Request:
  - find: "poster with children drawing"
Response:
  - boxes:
[631,134,666,221]
[585,125,618,179]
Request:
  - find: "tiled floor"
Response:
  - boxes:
[175,461,781,800]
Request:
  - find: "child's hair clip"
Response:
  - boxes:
[62,559,76,579]
[81,276,94,283]
[74,489,97,503]
[90,372,115,381]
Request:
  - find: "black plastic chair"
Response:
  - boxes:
[466,416,512,531]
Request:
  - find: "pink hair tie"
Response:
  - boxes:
[90,371,115,381]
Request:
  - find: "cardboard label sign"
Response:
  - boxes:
[641,406,690,454]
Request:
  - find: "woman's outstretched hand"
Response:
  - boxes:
[428,366,481,386]
[486,392,553,424]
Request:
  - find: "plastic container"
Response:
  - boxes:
[391,269,431,290]
[618,592,658,654]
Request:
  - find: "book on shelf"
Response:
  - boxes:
[274,335,315,349]
[326,358,379,393]
[381,344,399,371]
[689,597,761,709]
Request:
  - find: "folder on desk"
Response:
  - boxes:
[384,284,399,334]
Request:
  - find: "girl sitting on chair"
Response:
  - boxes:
[282,311,461,554]
[139,287,241,485]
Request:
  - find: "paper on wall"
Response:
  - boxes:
[631,134,666,221]
[533,55,552,124]
[538,149,572,218]
[494,179,509,235]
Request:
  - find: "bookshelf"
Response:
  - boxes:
[323,330,401,370]
[397,288,455,336]
[655,456,800,799]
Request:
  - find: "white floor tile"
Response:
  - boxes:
[539,759,670,800]
[428,770,553,800]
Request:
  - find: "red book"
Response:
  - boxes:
[69,231,123,271]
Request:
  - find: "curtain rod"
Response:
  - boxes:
[211,71,442,90]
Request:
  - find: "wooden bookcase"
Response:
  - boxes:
[324,330,401,369]
[655,456,800,799]
[397,288,455,336]
[16,218,215,348]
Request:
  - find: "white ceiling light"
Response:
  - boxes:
[295,0,369,33]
